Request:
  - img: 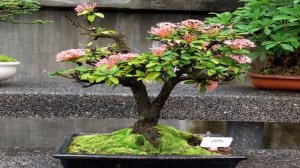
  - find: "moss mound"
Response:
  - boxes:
[0,55,17,62]
[67,125,215,156]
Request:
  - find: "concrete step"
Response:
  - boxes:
[0,148,299,168]
[1,82,299,123]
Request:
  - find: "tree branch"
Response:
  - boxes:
[65,15,130,53]
[129,81,152,116]
[152,77,181,110]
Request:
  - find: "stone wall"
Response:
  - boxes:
[41,0,241,11]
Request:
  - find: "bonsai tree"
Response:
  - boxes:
[206,0,300,76]
[50,3,254,148]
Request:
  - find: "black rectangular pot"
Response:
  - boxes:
[53,133,247,168]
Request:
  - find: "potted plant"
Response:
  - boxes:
[206,0,300,90]
[50,3,255,168]
[0,0,48,82]
[0,55,20,82]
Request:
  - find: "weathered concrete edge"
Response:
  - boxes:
[0,82,299,123]
[40,0,242,12]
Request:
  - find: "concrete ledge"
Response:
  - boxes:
[0,147,299,168]
[0,82,299,122]
[40,0,242,12]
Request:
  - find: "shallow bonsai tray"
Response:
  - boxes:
[53,133,247,168]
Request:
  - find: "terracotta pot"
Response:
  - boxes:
[248,73,300,90]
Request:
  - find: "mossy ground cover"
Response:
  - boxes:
[67,125,215,156]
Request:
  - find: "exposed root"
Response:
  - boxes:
[133,124,161,148]
[187,135,202,146]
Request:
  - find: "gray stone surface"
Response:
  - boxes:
[41,0,242,12]
[0,82,299,122]
[226,122,264,149]
[0,148,299,168]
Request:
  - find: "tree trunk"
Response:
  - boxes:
[129,81,161,147]
[130,79,180,147]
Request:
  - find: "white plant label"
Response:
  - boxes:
[200,137,233,149]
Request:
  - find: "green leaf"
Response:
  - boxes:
[75,66,89,72]
[167,70,176,77]
[273,15,297,21]
[88,77,95,83]
[207,69,216,76]
[105,79,113,86]
[136,70,145,77]
[146,62,157,68]
[48,72,57,78]
[87,15,95,22]
[146,72,161,80]
[108,76,119,85]
[95,76,106,83]
[94,12,104,18]
[264,28,271,35]
[262,41,276,45]
[81,73,90,80]
[87,42,93,47]
[265,44,277,50]
[210,59,219,64]
[278,7,295,15]
[291,41,300,48]
[232,67,239,74]
[108,67,120,75]
[280,44,294,52]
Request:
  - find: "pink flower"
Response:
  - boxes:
[183,34,197,43]
[75,3,97,14]
[150,45,167,57]
[181,19,204,29]
[229,55,252,64]
[203,24,224,30]
[56,49,86,62]
[149,22,177,38]
[206,81,219,92]
[224,39,256,49]
[211,44,221,51]
[96,53,138,69]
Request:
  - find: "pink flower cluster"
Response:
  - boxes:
[56,49,86,62]
[96,53,138,69]
[183,34,197,43]
[75,3,97,14]
[205,81,219,92]
[181,19,204,29]
[224,38,256,49]
[229,55,252,64]
[149,22,177,38]
[150,45,167,57]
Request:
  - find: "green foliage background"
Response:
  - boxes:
[0,0,40,23]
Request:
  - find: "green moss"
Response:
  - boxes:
[67,125,215,156]
[0,55,17,62]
